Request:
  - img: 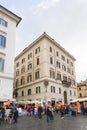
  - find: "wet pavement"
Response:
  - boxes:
[0,114,87,130]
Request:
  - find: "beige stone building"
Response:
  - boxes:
[77,80,87,98]
[14,32,77,105]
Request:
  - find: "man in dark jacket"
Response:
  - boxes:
[13,108,18,123]
[38,104,43,119]
[46,107,50,122]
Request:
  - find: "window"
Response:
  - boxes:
[28,89,31,95]
[15,92,18,98]
[50,57,53,64]
[72,80,75,85]
[61,55,65,61]
[67,67,71,74]
[71,62,73,67]
[59,88,61,94]
[28,63,32,70]
[70,90,72,95]
[56,51,59,57]
[62,65,66,71]
[67,59,69,64]
[74,91,76,96]
[68,78,71,83]
[36,86,40,93]
[16,70,19,76]
[21,67,25,74]
[0,58,5,72]
[0,18,7,27]
[51,86,52,92]
[22,91,24,96]
[56,61,61,68]
[50,47,52,52]
[72,70,74,75]
[79,88,81,90]
[51,86,55,93]
[28,53,32,59]
[63,76,67,81]
[21,77,25,85]
[57,73,61,81]
[79,93,82,97]
[16,79,19,87]
[35,47,40,54]
[50,69,55,79]
[35,70,40,80]
[16,62,19,67]
[0,35,6,47]
[37,58,39,65]
[27,73,32,82]
[21,58,25,64]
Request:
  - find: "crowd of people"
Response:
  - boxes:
[0,100,87,125]
[0,103,19,124]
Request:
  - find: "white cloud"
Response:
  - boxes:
[37,0,60,9]
[31,0,60,15]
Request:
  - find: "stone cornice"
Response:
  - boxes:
[0,5,22,26]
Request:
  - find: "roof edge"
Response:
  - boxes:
[15,32,76,61]
[0,5,22,26]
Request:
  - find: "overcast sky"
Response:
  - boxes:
[1,0,87,82]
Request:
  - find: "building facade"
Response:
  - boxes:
[0,5,21,101]
[14,32,77,104]
[77,80,87,98]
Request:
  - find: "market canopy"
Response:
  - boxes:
[14,100,42,104]
[70,98,87,103]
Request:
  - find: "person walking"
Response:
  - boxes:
[0,107,2,124]
[46,107,50,122]
[38,104,43,119]
[60,106,65,119]
[49,106,54,120]
[13,108,19,123]
[34,107,38,118]
[81,103,84,115]
[9,108,14,124]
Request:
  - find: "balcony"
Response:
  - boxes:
[62,80,71,87]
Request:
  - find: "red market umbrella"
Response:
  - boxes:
[63,104,69,106]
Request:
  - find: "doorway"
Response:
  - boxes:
[51,100,55,106]
[64,91,67,104]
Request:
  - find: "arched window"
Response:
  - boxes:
[21,77,25,85]
[79,93,82,97]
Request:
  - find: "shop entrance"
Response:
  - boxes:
[51,100,55,106]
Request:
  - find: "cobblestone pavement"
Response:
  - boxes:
[0,114,87,130]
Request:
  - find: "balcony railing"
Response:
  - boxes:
[62,80,71,87]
